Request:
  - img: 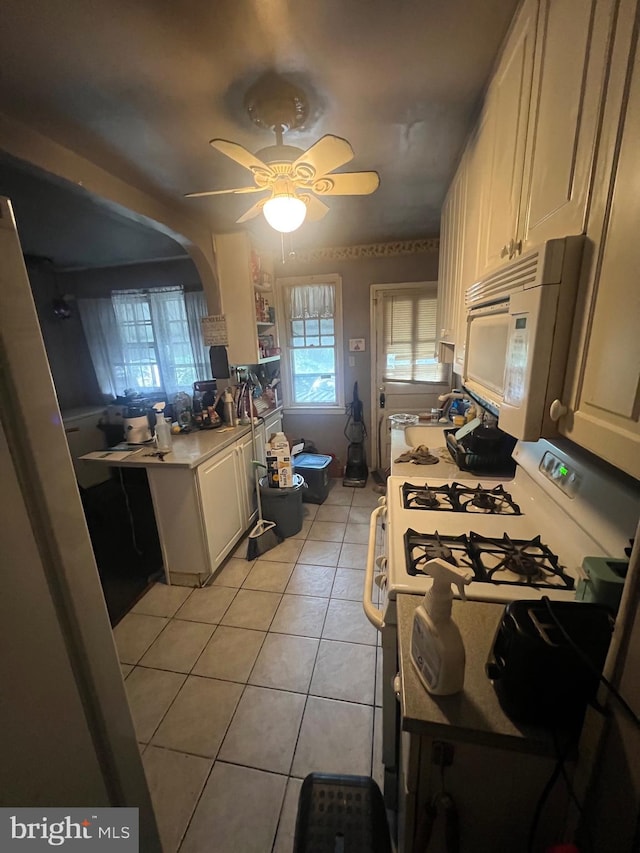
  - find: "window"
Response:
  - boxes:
[276,275,344,409]
[78,287,210,398]
[382,287,447,382]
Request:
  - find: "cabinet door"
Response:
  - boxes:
[560,0,640,479]
[437,187,454,346]
[477,0,538,276]
[197,445,245,569]
[264,412,283,442]
[236,433,257,526]
[521,0,614,250]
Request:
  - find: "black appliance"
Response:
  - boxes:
[486,599,614,729]
[444,427,517,476]
[343,382,368,488]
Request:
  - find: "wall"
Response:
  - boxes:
[60,256,203,298]
[26,259,103,411]
[276,244,440,465]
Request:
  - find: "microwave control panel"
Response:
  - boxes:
[539,451,582,498]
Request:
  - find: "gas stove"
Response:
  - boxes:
[402,481,522,514]
[405,529,575,591]
[382,438,639,604]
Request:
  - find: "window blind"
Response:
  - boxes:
[383,288,444,382]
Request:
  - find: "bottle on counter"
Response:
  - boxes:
[155,417,172,452]
[410,558,473,695]
[223,389,236,426]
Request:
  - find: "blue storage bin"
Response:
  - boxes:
[293,453,332,504]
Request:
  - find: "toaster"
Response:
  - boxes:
[486,600,614,730]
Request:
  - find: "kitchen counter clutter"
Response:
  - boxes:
[81,409,283,587]
[397,595,555,754]
[396,595,571,852]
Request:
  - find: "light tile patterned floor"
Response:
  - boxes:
[115,480,385,853]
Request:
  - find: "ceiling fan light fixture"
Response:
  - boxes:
[263,187,307,233]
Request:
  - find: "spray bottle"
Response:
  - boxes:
[410,558,473,695]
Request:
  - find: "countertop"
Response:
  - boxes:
[80,407,284,470]
[397,594,556,756]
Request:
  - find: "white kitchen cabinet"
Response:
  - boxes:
[236,431,258,527]
[437,162,467,366]
[215,231,280,367]
[477,0,538,277]
[196,442,245,569]
[520,0,614,251]
[263,410,283,445]
[560,0,640,480]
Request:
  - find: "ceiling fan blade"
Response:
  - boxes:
[210,139,271,174]
[313,171,380,196]
[235,197,267,224]
[185,186,267,199]
[301,194,330,222]
[291,135,354,180]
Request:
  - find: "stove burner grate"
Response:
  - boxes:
[469,532,574,589]
[404,529,478,578]
[401,481,522,515]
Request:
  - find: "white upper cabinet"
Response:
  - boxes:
[560,0,640,479]
[520,0,615,250]
[477,0,537,277]
[215,231,279,367]
[438,159,468,373]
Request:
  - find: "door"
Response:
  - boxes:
[0,197,160,845]
[370,283,451,471]
[521,0,614,250]
[197,444,245,567]
[477,0,538,276]
[560,1,640,479]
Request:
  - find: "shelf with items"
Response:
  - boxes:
[215,231,281,366]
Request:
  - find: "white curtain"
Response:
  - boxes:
[185,290,210,381]
[76,297,124,399]
[79,287,210,398]
[289,284,335,320]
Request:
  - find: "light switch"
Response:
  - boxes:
[348,356,356,367]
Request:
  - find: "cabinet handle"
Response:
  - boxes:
[500,243,510,259]
[514,239,522,257]
[549,399,568,421]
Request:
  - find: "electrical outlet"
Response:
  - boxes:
[432,741,454,767]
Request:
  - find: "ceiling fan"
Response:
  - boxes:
[185,73,380,233]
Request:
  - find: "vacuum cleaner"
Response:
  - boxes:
[343,381,369,488]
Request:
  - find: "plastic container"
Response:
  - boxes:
[388,413,419,429]
[411,558,472,695]
[259,474,305,538]
[154,417,172,452]
[293,453,332,504]
[294,773,392,853]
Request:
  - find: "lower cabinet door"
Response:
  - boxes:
[236,433,257,526]
[197,445,244,569]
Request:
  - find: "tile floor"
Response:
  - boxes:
[114,481,386,853]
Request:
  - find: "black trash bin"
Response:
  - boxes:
[258,474,305,538]
[294,773,392,853]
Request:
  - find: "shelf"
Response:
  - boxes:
[253,282,273,293]
[258,355,281,364]
[256,321,276,328]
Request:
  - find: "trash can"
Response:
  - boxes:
[259,474,305,538]
[293,773,392,853]
[293,453,332,504]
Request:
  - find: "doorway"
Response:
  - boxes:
[369,282,451,471]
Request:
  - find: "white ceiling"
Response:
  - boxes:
[0,0,519,266]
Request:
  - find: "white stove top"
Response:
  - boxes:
[384,438,639,604]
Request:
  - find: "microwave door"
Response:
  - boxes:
[463,304,510,414]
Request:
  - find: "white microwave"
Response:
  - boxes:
[462,237,584,441]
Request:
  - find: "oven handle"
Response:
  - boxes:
[363,504,386,631]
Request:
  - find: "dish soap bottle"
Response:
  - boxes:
[410,558,473,695]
